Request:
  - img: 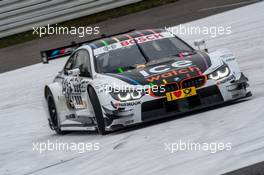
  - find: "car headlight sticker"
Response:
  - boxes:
[117,92,131,101]
[208,65,230,80]
[112,91,143,102]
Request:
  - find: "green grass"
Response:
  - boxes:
[0,0,178,49]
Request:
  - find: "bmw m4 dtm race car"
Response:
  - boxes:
[41,28,252,135]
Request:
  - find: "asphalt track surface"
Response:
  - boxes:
[0,0,259,73]
[225,161,264,175]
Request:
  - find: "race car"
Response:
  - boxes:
[41,28,252,135]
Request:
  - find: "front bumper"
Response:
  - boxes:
[103,73,251,131]
[141,85,223,122]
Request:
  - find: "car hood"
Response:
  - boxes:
[106,51,211,86]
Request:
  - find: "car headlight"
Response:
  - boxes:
[208,65,230,80]
[111,91,143,102]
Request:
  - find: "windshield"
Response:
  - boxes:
[94,45,146,73]
[139,37,193,60]
[94,32,193,74]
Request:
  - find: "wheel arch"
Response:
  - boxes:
[44,82,63,99]
[86,84,106,135]
[43,82,65,118]
[44,85,52,99]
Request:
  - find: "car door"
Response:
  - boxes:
[62,49,92,109]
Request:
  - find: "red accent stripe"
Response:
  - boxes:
[147,29,158,34]
[124,34,133,39]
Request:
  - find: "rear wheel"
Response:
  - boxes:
[88,87,106,135]
[46,90,67,135]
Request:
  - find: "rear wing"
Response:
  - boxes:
[40,41,82,64]
[40,29,135,64]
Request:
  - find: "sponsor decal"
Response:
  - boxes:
[62,77,89,109]
[220,54,235,62]
[225,57,235,62]
[217,74,235,84]
[50,47,75,57]
[220,54,234,59]
[145,66,202,83]
[112,101,141,108]
[93,32,173,56]
[166,87,197,101]
[139,60,193,77]
[120,33,164,47]
[183,88,192,95]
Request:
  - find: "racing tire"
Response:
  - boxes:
[88,87,106,135]
[46,90,67,135]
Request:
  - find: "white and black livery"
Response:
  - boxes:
[41,29,251,135]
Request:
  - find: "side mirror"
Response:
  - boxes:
[67,68,80,76]
[194,39,208,52]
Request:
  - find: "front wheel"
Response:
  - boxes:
[46,90,67,135]
[88,87,106,135]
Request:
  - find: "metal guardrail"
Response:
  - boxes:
[0,0,142,38]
